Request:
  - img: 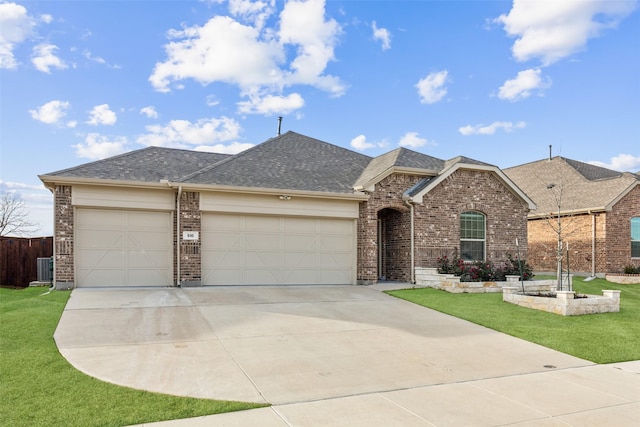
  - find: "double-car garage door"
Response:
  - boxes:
[202,213,355,285]
[75,209,355,287]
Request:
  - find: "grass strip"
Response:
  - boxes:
[0,287,266,427]
[387,277,640,364]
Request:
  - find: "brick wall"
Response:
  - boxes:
[527,213,606,275]
[414,169,529,268]
[178,191,201,285]
[357,174,420,283]
[54,185,74,287]
[606,185,640,273]
[356,169,530,284]
[526,185,640,275]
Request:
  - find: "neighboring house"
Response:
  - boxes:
[39,131,534,289]
[505,156,640,276]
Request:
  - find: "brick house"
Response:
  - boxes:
[505,156,640,276]
[39,131,534,289]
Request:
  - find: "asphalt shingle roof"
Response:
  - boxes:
[182,131,373,193]
[42,131,505,196]
[354,147,444,188]
[504,156,639,216]
[43,146,230,183]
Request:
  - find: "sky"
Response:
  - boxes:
[1,0,639,237]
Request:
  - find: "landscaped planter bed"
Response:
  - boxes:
[414,267,554,294]
[502,287,621,316]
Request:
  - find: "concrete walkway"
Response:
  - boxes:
[53,285,640,426]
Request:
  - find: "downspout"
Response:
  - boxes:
[591,212,596,277]
[176,186,182,287]
[404,198,415,284]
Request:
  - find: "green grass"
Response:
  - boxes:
[0,287,266,427]
[388,277,640,364]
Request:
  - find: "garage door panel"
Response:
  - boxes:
[76,209,172,287]
[318,235,353,250]
[245,234,280,250]
[76,230,123,248]
[77,249,125,268]
[204,232,243,249]
[202,213,354,286]
[127,250,171,268]
[283,235,316,250]
[245,251,280,267]
[245,216,279,231]
[128,231,171,248]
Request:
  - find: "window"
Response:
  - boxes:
[460,211,485,261]
[632,217,640,258]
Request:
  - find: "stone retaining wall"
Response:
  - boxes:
[605,274,640,285]
[414,267,557,294]
[502,287,621,316]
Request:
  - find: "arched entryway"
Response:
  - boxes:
[377,208,411,282]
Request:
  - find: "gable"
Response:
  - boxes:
[407,162,536,210]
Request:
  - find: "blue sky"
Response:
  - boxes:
[1,0,639,237]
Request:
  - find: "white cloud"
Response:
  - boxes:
[0,180,46,191]
[0,2,35,69]
[498,68,551,102]
[74,133,128,160]
[31,43,67,73]
[194,141,254,154]
[372,21,391,50]
[29,100,71,125]
[237,92,304,115]
[589,154,640,172]
[149,0,343,114]
[495,0,637,65]
[228,0,275,30]
[416,70,448,104]
[350,135,375,151]
[399,132,431,149]
[137,116,241,149]
[140,106,158,119]
[87,104,117,126]
[459,121,526,136]
[40,14,53,24]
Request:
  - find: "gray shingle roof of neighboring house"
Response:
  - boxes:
[354,147,444,188]
[182,131,373,193]
[43,146,230,182]
[504,156,639,216]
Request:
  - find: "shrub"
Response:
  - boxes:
[437,252,533,282]
[623,265,640,274]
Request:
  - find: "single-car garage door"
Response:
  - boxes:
[202,214,355,285]
[75,209,173,287]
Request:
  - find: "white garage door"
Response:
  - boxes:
[75,209,173,287]
[202,214,355,285]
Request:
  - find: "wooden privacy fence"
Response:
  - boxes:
[0,237,53,288]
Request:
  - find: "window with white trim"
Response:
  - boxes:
[460,211,485,261]
[632,217,640,258]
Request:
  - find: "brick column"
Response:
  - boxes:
[54,186,74,289]
[179,191,201,286]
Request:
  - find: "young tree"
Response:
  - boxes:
[0,193,40,237]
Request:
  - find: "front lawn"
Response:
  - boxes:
[0,287,266,427]
[388,277,640,364]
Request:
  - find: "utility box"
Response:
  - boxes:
[37,257,53,282]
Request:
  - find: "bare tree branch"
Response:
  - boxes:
[0,193,40,237]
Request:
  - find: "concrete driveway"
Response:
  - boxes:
[54,285,640,426]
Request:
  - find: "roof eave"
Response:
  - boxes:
[39,175,370,201]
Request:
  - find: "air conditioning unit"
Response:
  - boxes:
[37,257,53,282]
